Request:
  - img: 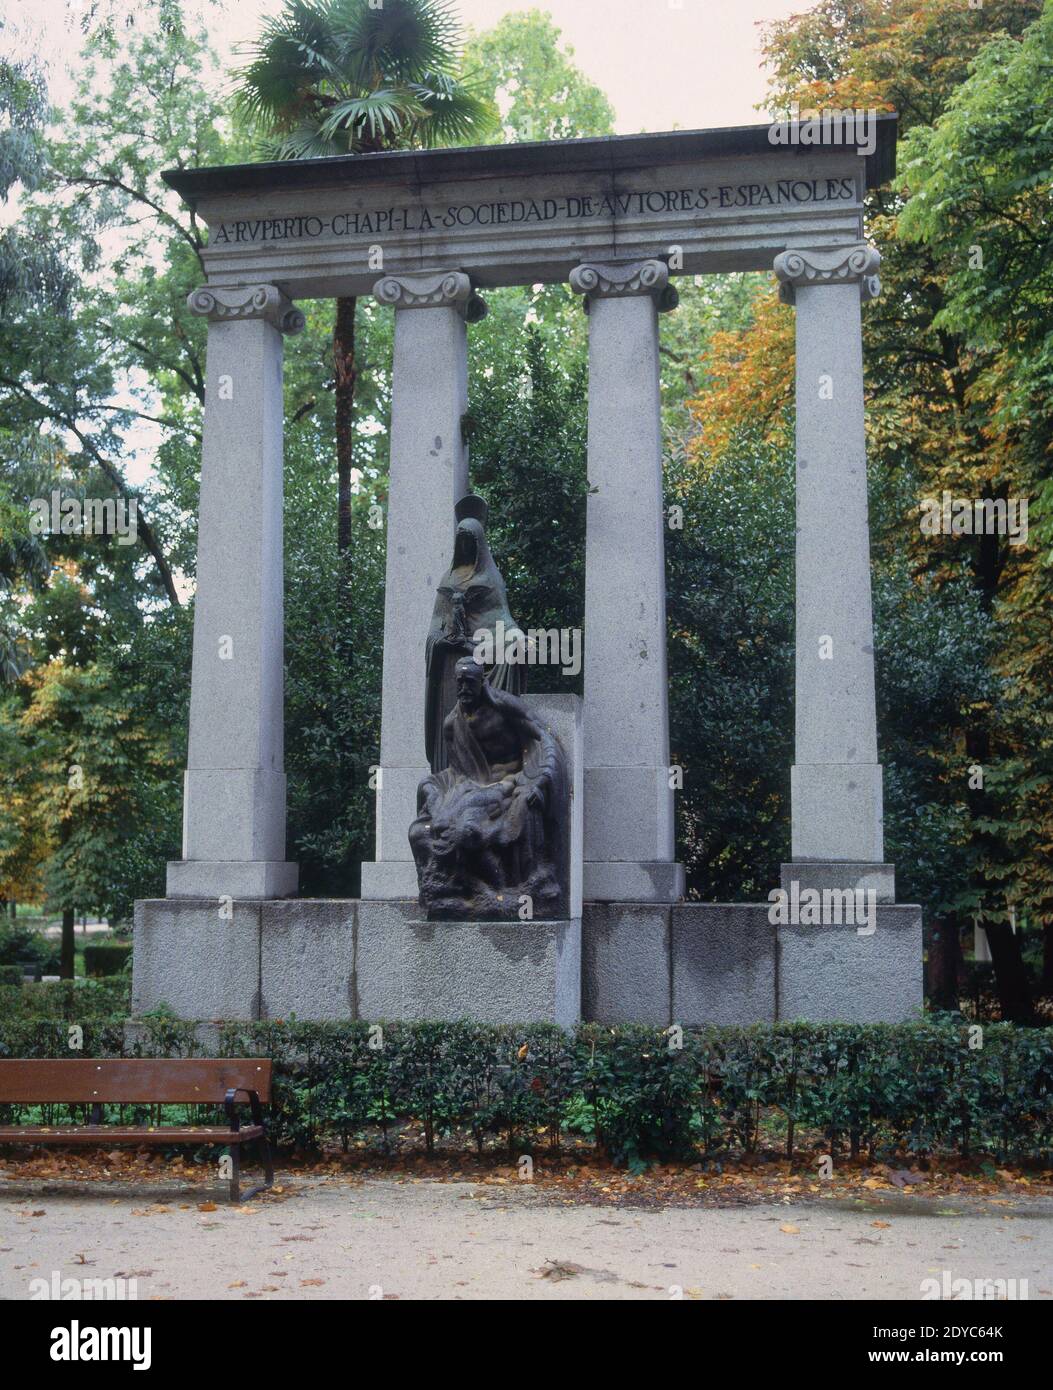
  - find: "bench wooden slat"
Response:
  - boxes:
[0,1058,272,1104]
[0,1125,263,1144]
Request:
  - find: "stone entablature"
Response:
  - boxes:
[163,120,897,299]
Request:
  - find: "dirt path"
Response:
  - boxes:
[3,1175,1052,1301]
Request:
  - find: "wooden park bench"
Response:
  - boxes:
[0,1058,274,1202]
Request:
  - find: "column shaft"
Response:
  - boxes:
[361,270,485,899]
[775,246,887,873]
[168,285,304,899]
[571,260,683,903]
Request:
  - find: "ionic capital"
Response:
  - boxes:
[187,284,305,335]
[569,259,679,313]
[774,245,882,305]
[372,269,488,322]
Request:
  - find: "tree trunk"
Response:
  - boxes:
[60,907,75,980]
[963,704,1032,1022]
[333,295,357,554]
[983,920,1033,1024]
[926,916,961,1012]
[1042,923,1053,996]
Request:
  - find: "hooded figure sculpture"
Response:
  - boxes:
[424,494,527,774]
[410,657,569,920]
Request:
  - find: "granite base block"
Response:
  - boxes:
[348,903,583,1025]
[133,898,262,1021]
[581,902,671,1024]
[777,904,923,1023]
[672,904,776,1026]
[133,893,922,1026]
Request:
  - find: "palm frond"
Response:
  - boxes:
[233,0,342,125]
[318,89,426,146]
[233,0,493,160]
[268,123,349,161]
[410,81,497,148]
[330,0,462,83]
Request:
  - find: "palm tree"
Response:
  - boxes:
[236,0,495,554]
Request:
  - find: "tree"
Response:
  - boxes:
[689,0,1048,1017]
[235,0,495,556]
[0,15,219,922]
[463,9,615,143]
[0,22,73,319]
[13,661,176,972]
[896,4,1053,1016]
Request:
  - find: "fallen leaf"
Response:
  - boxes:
[534,1260,584,1281]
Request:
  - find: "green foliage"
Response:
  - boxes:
[468,299,589,694]
[83,942,132,977]
[0,921,60,980]
[235,0,496,158]
[0,975,130,1023]
[0,24,73,319]
[666,439,794,899]
[2,1010,1050,1166]
[463,9,616,143]
[896,4,1053,937]
[0,17,215,914]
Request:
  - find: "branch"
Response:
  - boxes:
[93,403,202,442]
[93,320,206,405]
[66,172,207,277]
[0,374,181,607]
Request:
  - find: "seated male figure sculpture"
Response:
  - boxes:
[410,658,568,920]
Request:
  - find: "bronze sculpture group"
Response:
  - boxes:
[410,495,569,920]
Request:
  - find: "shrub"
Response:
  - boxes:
[0,923,59,980]
[83,942,132,977]
[0,1011,1050,1166]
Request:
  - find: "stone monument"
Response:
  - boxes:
[133,117,922,1028]
[412,496,571,923]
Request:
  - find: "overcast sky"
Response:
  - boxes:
[11,0,805,131]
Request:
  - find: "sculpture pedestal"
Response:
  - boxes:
[133,896,920,1026]
[388,914,581,1027]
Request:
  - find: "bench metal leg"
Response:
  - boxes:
[235,1134,274,1203]
[228,1144,240,1203]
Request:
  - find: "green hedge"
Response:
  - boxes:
[83,943,132,977]
[0,922,61,981]
[1,1012,1051,1168]
[0,978,131,1021]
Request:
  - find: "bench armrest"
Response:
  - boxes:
[224,1087,265,1130]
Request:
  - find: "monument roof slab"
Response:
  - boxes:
[163,119,897,299]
